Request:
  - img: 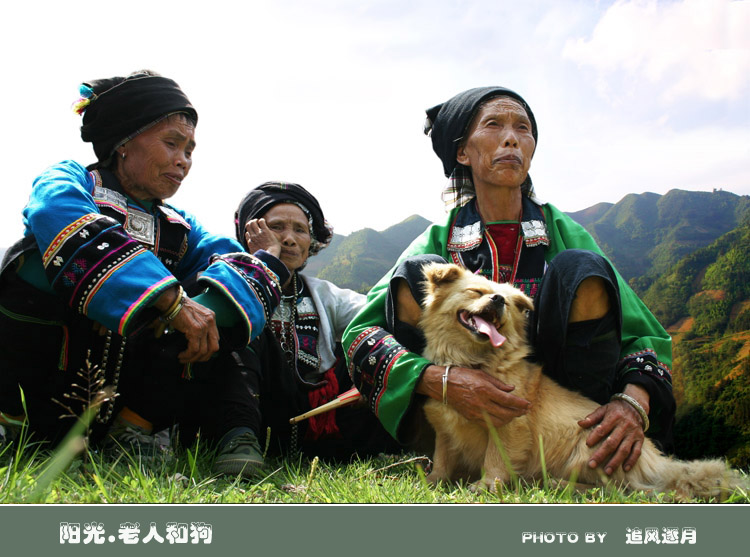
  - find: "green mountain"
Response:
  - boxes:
[379,214,433,248]
[307,190,750,296]
[566,201,614,228]
[310,215,431,292]
[303,233,346,276]
[567,189,750,289]
[570,192,750,466]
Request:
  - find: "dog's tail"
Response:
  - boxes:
[625,451,747,502]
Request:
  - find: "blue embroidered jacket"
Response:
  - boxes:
[11,160,288,344]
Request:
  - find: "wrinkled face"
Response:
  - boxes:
[115,114,196,201]
[421,263,534,351]
[456,97,535,191]
[263,203,312,272]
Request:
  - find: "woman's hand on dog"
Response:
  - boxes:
[578,384,650,475]
[417,364,531,428]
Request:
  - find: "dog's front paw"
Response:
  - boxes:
[470,476,506,493]
[426,472,447,486]
[548,478,596,494]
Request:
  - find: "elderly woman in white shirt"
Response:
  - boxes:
[232,182,398,462]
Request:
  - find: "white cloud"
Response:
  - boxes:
[535,109,750,213]
[562,0,750,103]
[0,0,747,251]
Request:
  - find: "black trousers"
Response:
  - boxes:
[0,269,256,447]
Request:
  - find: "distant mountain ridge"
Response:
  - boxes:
[3,190,747,295]
[306,189,750,295]
[567,189,750,288]
[309,215,431,292]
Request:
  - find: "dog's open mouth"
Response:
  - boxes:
[457,310,506,347]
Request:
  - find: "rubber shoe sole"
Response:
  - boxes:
[213,455,264,479]
[213,432,264,479]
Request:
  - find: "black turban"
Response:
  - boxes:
[234,182,333,255]
[78,71,198,163]
[425,86,538,177]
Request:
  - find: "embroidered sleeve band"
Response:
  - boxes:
[618,349,672,386]
[41,211,180,335]
[199,251,289,346]
[346,326,409,416]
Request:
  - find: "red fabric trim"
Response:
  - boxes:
[307,367,340,439]
[486,223,519,268]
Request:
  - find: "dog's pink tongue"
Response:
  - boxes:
[473,315,506,347]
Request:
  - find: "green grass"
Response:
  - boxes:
[2,432,748,504]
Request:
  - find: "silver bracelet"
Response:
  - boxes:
[610,392,650,432]
[442,366,451,406]
[160,285,186,324]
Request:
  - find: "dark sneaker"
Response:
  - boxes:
[104,424,174,464]
[213,431,264,479]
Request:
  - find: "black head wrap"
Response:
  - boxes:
[424,86,538,177]
[234,182,333,256]
[76,70,198,164]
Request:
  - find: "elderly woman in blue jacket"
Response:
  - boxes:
[0,71,287,476]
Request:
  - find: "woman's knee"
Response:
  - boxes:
[391,255,447,306]
[395,278,422,326]
[388,255,447,344]
[547,250,618,323]
[393,255,447,282]
[549,249,611,276]
[570,276,610,322]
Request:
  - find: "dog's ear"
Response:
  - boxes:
[512,291,535,313]
[423,263,463,287]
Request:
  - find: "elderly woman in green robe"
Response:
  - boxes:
[344,86,675,478]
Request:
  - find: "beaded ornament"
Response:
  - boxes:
[72,84,96,115]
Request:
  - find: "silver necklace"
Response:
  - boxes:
[276,273,301,455]
[277,273,298,369]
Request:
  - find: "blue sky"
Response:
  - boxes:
[1,0,748,248]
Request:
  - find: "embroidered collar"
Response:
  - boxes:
[92,183,128,216]
[157,205,191,230]
[448,220,483,252]
[521,219,549,248]
[447,197,549,253]
[90,169,192,245]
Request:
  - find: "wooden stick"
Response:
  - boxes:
[289,388,363,424]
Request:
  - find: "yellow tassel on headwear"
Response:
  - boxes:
[71,84,96,115]
[72,97,91,115]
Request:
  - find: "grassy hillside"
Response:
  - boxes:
[315,228,400,292]
[647,222,750,468]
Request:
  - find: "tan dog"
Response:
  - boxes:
[420,262,746,501]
